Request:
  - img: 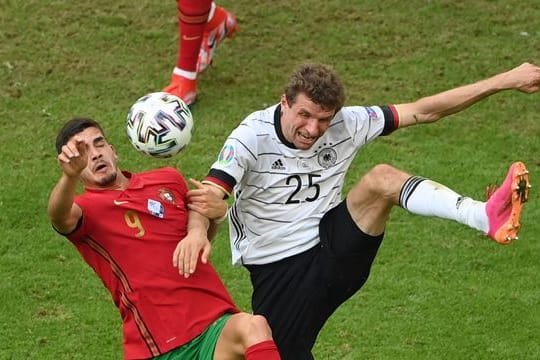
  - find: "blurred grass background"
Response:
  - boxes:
[1,0,539,358]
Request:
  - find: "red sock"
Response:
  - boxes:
[175,0,213,72]
[245,340,281,360]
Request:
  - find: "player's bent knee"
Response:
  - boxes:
[241,314,273,345]
[349,164,409,211]
[355,164,395,194]
[229,313,273,346]
[359,164,401,194]
[249,314,273,337]
[368,163,402,180]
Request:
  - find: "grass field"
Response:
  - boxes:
[1,0,540,359]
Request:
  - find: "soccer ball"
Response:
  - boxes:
[126,92,194,158]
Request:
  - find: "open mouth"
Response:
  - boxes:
[94,163,107,172]
[298,132,317,146]
[298,131,315,141]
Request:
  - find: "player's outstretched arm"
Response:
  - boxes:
[396,62,540,128]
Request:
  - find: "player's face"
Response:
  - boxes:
[280,93,335,150]
[77,127,120,188]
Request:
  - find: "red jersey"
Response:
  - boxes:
[66,167,237,359]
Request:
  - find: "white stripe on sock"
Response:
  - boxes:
[173,67,197,80]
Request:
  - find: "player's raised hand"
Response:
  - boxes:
[503,62,540,93]
[57,136,88,177]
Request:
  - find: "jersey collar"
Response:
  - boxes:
[274,104,297,149]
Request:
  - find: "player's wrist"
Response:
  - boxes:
[214,210,228,224]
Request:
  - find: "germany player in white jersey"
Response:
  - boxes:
[176,62,540,359]
[206,102,397,265]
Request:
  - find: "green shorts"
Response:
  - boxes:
[154,313,232,360]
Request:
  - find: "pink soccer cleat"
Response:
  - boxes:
[197,6,238,73]
[486,161,531,244]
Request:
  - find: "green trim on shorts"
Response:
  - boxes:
[154,313,232,360]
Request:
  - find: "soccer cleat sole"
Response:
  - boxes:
[493,162,530,244]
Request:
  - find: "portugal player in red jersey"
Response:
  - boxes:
[48,118,280,360]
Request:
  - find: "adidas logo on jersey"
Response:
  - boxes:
[271,159,286,170]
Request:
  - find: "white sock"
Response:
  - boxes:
[173,67,197,80]
[400,177,489,233]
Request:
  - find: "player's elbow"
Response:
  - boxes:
[48,205,81,235]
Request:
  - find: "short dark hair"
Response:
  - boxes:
[284,63,346,112]
[55,117,105,154]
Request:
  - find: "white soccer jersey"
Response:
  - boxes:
[206,103,399,265]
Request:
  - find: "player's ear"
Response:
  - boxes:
[280,94,288,108]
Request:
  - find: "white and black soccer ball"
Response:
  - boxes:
[126,92,194,158]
